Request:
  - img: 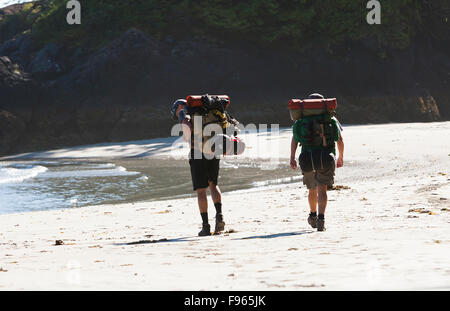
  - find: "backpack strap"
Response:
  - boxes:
[321,100,327,122]
[320,150,323,170]
[310,151,315,171]
[300,100,304,119]
[225,111,239,126]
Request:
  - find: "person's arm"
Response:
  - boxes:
[290,136,298,170]
[181,117,192,142]
[336,133,344,168]
[172,101,191,142]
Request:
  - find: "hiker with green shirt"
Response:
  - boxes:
[289,93,344,231]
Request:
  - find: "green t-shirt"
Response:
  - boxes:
[293,116,342,155]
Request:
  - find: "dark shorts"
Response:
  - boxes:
[189,156,220,191]
[299,150,336,189]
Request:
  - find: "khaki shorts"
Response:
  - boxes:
[301,162,336,189]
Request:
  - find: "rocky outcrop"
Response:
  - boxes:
[0,26,448,156]
[0,33,32,66]
[0,110,26,155]
[0,55,29,86]
[0,55,40,110]
[29,42,64,79]
[0,3,30,44]
[417,95,441,122]
[60,28,160,91]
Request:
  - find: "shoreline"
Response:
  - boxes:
[2,122,440,161]
[1,122,449,290]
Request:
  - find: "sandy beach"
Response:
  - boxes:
[0,122,449,290]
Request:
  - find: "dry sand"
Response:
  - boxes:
[0,122,449,290]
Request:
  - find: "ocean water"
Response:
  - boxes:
[0,158,300,214]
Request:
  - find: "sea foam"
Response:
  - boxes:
[0,165,48,184]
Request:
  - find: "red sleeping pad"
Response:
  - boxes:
[288,98,337,120]
[186,95,230,109]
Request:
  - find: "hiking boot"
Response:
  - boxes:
[317,219,326,232]
[214,213,225,234]
[308,214,318,229]
[198,224,211,237]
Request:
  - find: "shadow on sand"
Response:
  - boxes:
[117,230,314,246]
[115,236,198,246]
[233,230,314,240]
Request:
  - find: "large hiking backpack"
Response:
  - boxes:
[290,97,340,173]
[290,98,339,150]
[186,94,233,134]
[293,114,339,149]
[186,94,243,156]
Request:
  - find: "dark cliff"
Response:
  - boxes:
[0,1,448,156]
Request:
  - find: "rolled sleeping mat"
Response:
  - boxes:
[202,134,246,156]
[288,98,337,120]
[187,95,230,110]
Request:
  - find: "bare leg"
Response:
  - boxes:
[308,188,318,213]
[317,184,328,216]
[196,188,208,213]
[209,181,222,205]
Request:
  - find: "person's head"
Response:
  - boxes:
[308,93,324,99]
[171,99,187,121]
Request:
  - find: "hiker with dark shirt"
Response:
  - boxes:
[171,96,243,236]
[289,93,344,231]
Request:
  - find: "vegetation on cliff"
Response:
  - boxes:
[1,0,449,52]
